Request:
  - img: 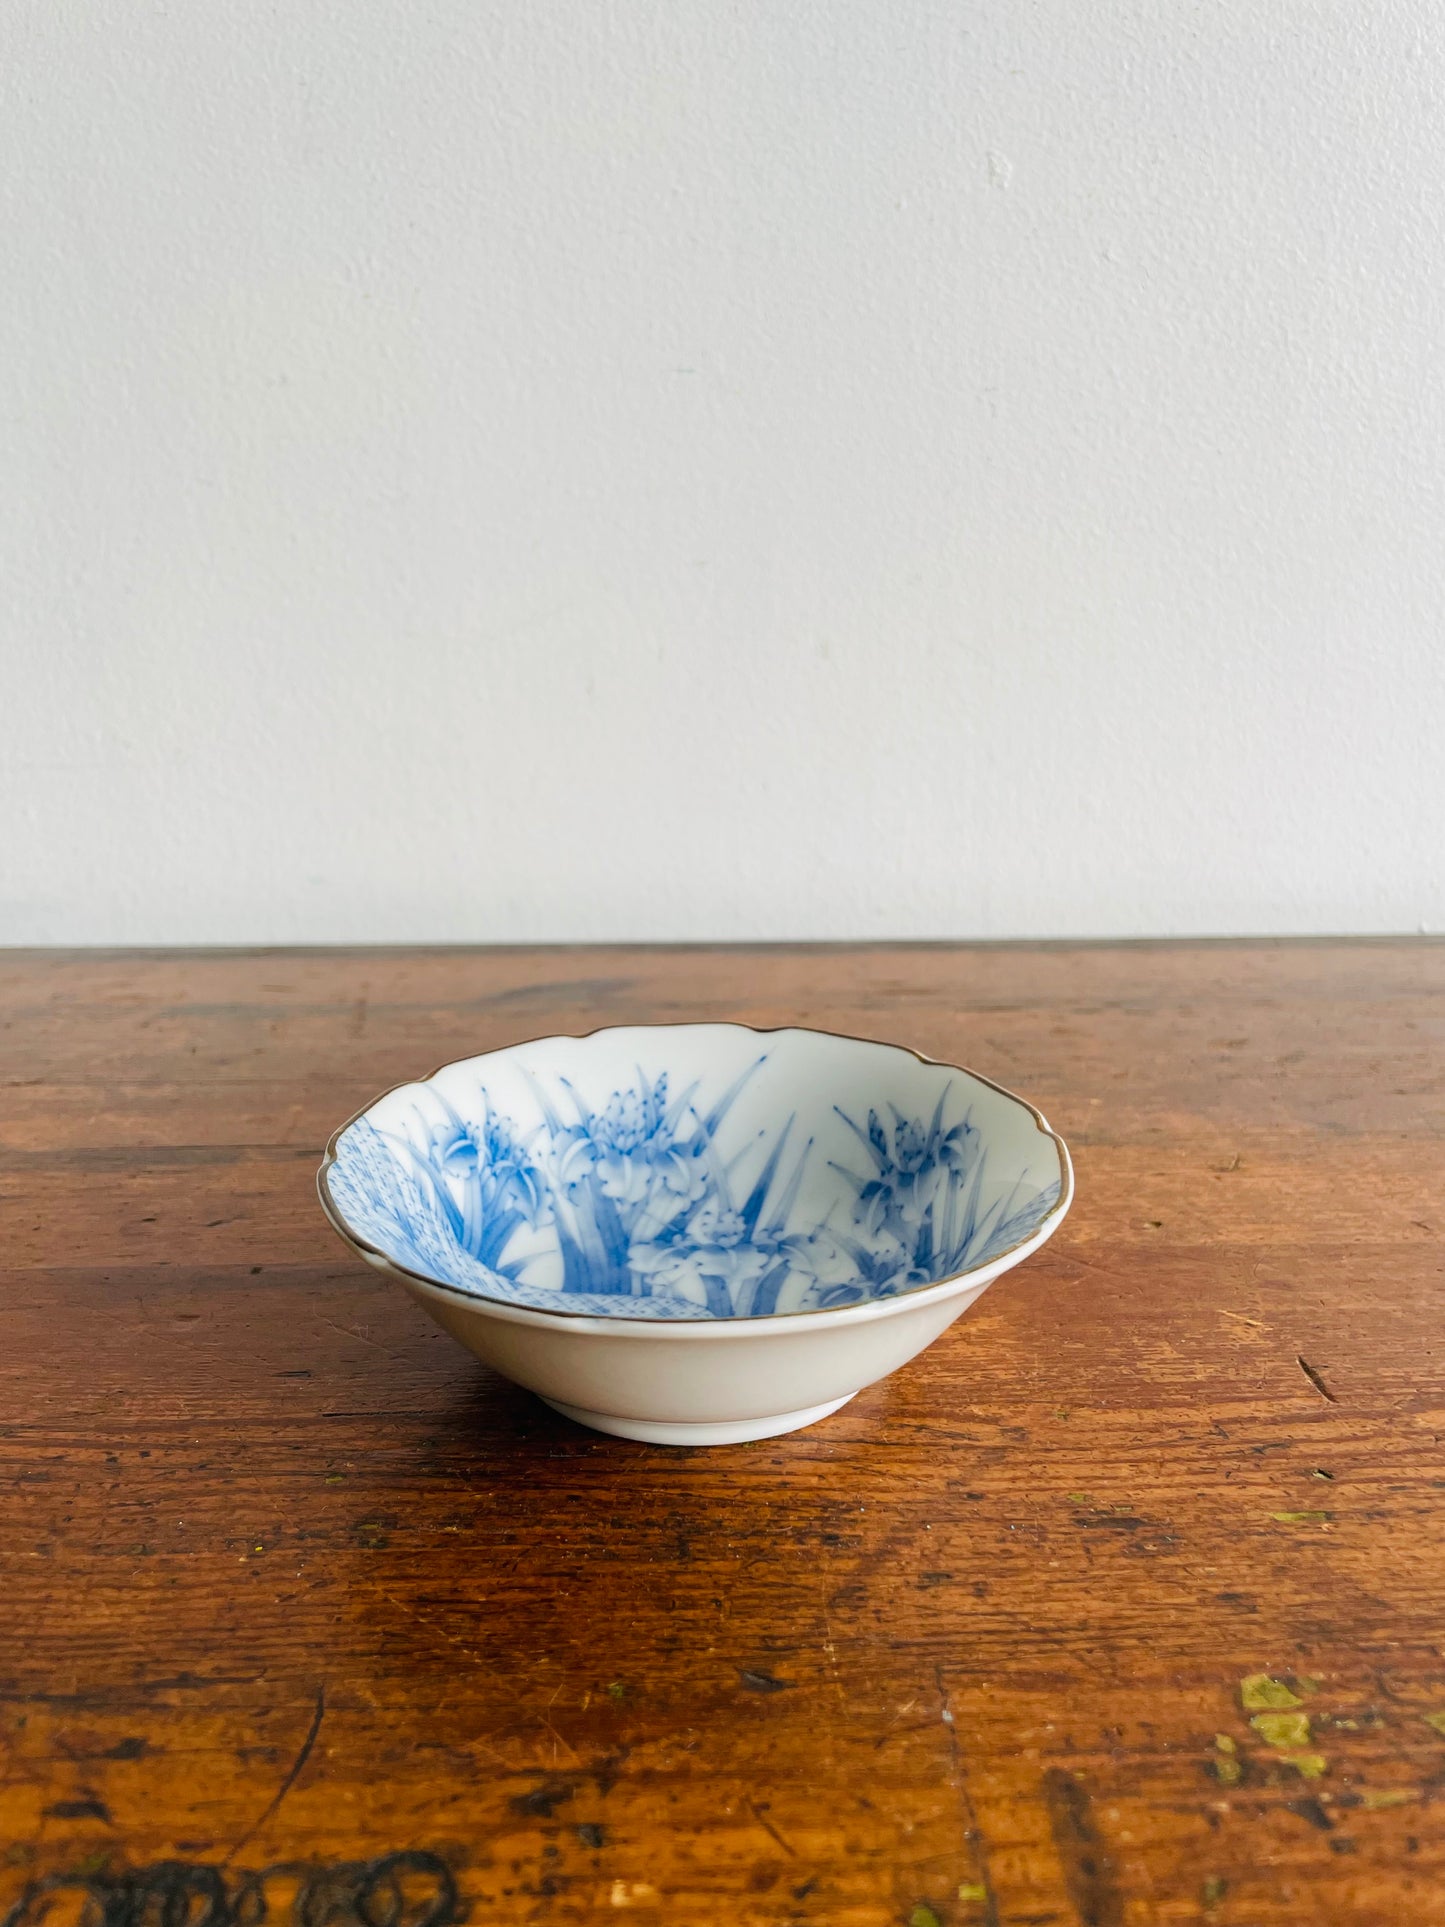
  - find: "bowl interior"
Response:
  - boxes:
[324,1024,1066,1320]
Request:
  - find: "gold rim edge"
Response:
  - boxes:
[315,1020,1074,1328]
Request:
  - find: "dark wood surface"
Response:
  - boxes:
[3,942,1444,1926]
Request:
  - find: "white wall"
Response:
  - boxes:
[3,2,1442,945]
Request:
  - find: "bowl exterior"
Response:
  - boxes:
[375,1247,1026,1434]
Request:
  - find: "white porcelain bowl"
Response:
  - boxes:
[318,1024,1071,1443]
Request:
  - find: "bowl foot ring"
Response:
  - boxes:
[539,1393,855,1445]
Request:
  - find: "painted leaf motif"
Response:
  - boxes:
[329,1060,1061,1320]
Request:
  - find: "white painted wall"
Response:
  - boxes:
[3,2,1442,944]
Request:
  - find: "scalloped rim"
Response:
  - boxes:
[316,1021,1073,1330]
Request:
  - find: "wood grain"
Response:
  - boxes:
[2,941,1443,1926]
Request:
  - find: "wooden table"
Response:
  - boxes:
[3,942,1443,1926]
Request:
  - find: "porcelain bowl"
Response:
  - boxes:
[318,1023,1071,1444]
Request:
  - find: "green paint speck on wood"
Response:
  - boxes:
[1284,1752,1329,1778]
[908,1907,941,1927]
[1271,1510,1330,1524]
[1241,1673,1302,1710]
[1252,1710,1311,1749]
[958,1884,989,1903]
[1202,1876,1228,1906]
[1422,1711,1445,1737]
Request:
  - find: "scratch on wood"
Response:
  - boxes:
[223,1682,326,1864]
[1296,1356,1337,1404]
[934,1668,999,1927]
[321,1318,407,1361]
[372,1590,576,1767]
[816,1578,846,1704]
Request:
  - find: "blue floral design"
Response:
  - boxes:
[326,1057,1061,1320]
[415,1095,548,1273]
[820,1096,1060,1305]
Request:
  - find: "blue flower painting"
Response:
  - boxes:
[326,1051,1062,1321]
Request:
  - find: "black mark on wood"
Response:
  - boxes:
[1297,1356,1337,1403]
[1043,1768,1123,1927]
[3,1854,457,1927]
[141,1673,265,1694]
[510,1779,575,1819]
[739,1669,791,1693]
[224,1682,326,1865]
[745,1799,796,1857]
[1287,1796,1334,1832]
[43,1796,111,1823]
